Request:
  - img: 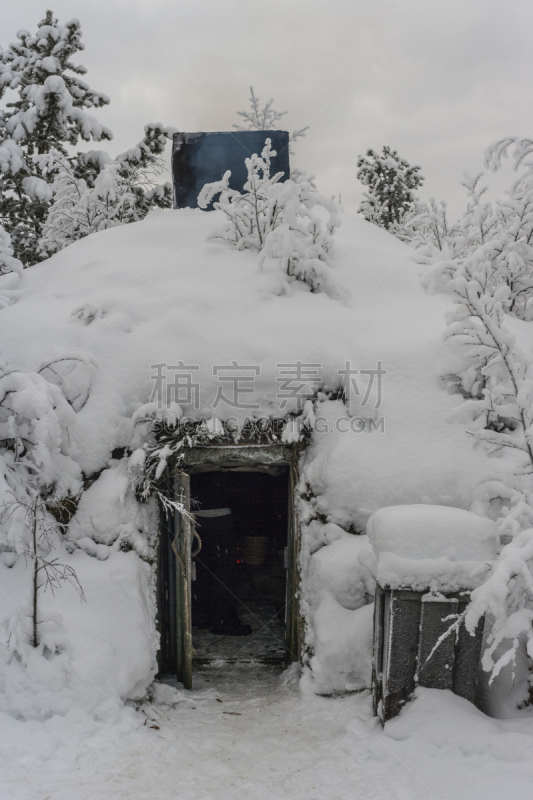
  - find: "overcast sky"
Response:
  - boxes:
[3,0,533,215]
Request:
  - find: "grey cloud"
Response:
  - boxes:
[2,0,532,216]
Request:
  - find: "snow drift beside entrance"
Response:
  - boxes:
[303,526,375,694]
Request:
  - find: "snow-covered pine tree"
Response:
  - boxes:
[357,146,424,230]
[111,122,175,214]
[0,11,113,265]
[74,122,175,209]
[234,87,309,154]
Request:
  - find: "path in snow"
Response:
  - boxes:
[3,662,533,800]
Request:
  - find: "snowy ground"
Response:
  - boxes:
[2,662,533,800]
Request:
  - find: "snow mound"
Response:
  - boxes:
[0,549,157,720]
[304,527,375,693]
[0,207,489,510]
[305,600,373,695]
[0,206,496,712]
[306,526,375,610]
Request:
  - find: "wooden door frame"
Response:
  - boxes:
[157,442,304,683]
[173,471,193,689]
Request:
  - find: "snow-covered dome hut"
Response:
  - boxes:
[0,156,491,711]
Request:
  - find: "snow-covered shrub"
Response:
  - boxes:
[395,135,533,693]
[482,140,533,321]
[0,359,160,717]
[198,139,346,298]
[0,544,158,720]
[39,151,141,255]
[1,494,85,648]
[421,183,533,684]
[0,367,83,500]
[392,198,462,258]
[0,362,87,695]
[0,363,84,552]
[398,173,503,261]
[452,286,533,680]
[403,156,533,322]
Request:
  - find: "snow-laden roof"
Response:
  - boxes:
[0,208,490,520]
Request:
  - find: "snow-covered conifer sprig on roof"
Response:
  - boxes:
[198,139,348,301]
[234,86,309,155]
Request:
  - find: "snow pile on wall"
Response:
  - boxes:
[71,462,157,560]
[364,504,499,591]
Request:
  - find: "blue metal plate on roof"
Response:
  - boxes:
[172,130,290,210]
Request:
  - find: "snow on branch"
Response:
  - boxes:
[38,353,97,412]
[485,137,533,174]
[465,529,533,683]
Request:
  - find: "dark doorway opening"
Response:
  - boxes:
[190,468,289,664]
[157,442,302,687]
